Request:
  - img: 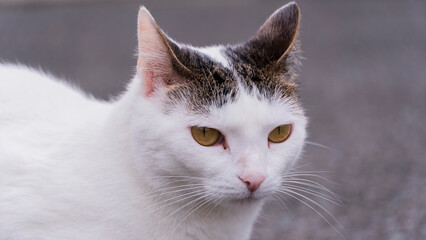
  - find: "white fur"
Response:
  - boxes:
[0,7,307,240]
[197,46,230,68]
[0,60,306,240]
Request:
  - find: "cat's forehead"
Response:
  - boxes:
[165,45,298,114]
[210,91,299,131]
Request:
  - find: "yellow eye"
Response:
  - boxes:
[191,126,221,146]
[268,124,292,143]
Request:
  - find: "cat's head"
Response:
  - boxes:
[129,2,307,205]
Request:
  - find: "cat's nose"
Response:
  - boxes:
[238,173,265,192]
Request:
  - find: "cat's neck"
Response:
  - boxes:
[147,199,264,240]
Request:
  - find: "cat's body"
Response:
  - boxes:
[0,64,261,240]
[0,3,306,240]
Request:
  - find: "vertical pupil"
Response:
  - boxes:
[278,126,281,135]
[203,127,206,137]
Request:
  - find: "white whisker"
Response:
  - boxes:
[280,184,342,206]
[163,191,209,221]
[205,198,223,218]
[283,173,339,185]
[276,189,348,240]
[305,141,335,151]
[281,178,344,202]
[145,183,204,197]
[145,189,206,214]
[271,193,293,216]
[145,175,207,181]
[170,195,214,236]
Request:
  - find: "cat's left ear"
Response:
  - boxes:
[136,7,190,97]
[245,2,300,65]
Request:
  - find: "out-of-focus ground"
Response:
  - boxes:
[1,0,425,239]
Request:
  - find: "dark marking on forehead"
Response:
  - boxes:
[224,42,300,100]
[221,2,301,100]
[165,44,238,113]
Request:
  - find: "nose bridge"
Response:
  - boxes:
[237,145,267,193]
[244,147,264,165]
[226,119,268,192]
[224,95,268,169]
[236,142,266,172]
[229,127,267,165]
[224,94,269,192]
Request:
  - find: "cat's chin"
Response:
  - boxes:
[218,196,265,211]
[226,194,266,205]
[230,197,261,205]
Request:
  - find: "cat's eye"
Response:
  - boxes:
[268,124,292,143]
[191,126,221,146]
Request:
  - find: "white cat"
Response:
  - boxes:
[0,2,306,240]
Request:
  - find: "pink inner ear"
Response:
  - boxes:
[137,8,173,98]
[143,70,155,97]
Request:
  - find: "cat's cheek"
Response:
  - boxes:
[173,140,230,178]
[266,140,300,175]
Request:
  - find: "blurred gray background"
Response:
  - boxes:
[1,0,425,239]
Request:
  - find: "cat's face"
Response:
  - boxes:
[130,3,306,204]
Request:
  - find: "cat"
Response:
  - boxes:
[0,2,306,240]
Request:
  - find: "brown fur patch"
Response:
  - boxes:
[151,2,301,113]
[164,44,238,113]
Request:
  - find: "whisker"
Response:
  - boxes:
[282,173,339,185]
[145,189,205,214]
[290,163,311,170]
[205,198,223,218]
[276,189,348,240]
[143,185,205,202]
[305,141,335,151]
[271,193,293,217]
[144,175,207,180]
[145,183,204,196]
[170,195,214,235]
[284,171,334,177]
[281,178,344,202]
[163,191,209,221]
[280,184,342,206]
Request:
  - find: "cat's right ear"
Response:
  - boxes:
[136,7,188,97]
[245,2,300,66]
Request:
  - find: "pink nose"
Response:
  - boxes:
[238,174,265,192]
